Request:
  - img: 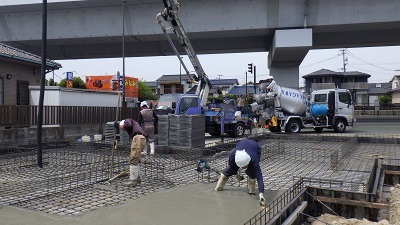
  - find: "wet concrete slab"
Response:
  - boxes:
[1,182,283,225]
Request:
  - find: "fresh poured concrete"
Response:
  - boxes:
[1,182,282,225]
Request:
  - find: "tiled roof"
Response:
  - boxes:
[303,69,339,77]
[303,69,371,78]
[368,83,392,94]
[0,42,61,69]
[228,85,256,95]
[157,74,195,82]
[210,79,239,86]
[144,81,158,87]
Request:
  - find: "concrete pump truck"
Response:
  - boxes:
[155,0,248,137]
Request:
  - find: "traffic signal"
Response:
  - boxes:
[248,63,253,74]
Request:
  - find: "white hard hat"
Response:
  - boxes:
[235,149,251,168]
[119,120,125,127]
[140,101,148,107]
[267,76,274,80]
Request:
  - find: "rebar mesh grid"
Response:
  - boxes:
[1,134,400,218]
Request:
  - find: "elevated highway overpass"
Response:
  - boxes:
[1,0,400,87]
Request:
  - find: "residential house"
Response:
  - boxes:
[0,43,61,105]
[368,83,392,106]
[156,74,194,94]
[302,69,370,105]
[228,84,256,97]
[389,75,400,106]
[208,79,239,96]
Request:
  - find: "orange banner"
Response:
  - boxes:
[66,80,73,88]
[85,75,138,98]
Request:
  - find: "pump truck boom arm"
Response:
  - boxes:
[156,0,212,107]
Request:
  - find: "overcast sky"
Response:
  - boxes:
[53,46,400,86]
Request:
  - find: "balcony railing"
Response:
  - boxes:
[0,105,139,128]
[341,82,369,89]
[311,83,335,90]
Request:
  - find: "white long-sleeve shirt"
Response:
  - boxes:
[266,80,277,93]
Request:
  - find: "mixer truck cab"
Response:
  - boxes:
[309,89,355,133]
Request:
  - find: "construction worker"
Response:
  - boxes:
[266,76,277,94]
[265,75,280,108]
[215,138,266,206]
[115,118,147,187]
[138,101,158,156]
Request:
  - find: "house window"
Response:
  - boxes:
[163,84,172,94]
[342,77,354,83]
[313,77,332,83]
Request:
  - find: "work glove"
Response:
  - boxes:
[259,193,266,206]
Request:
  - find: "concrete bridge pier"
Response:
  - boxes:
[268,29,312,89]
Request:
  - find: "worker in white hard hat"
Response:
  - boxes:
[114,118,147,187]
[215,138,266,206]
[138,101,158,156]
[265,75,281,108]
[265,75,277,93]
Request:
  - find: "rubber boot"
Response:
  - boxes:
[215,174,229,191]
[150,142,155,155]
[247,178,256,194]
[136,165,141,184]
[124,165,140,187]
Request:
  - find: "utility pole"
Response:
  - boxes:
[37,0,48,168]
[340,49,348,72]
[217,74,223,79]
[122,0,127,110]
[253,65,256,91]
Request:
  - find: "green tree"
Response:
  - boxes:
[379,94,392,106]
[58,77,86,89]
[138,80,155,102]
[48,78,55,86]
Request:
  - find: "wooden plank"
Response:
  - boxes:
[385,170,400,176]
[315,196,389,209]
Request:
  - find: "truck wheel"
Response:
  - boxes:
[333,119,346,133]
[229,123,245,138]
[285,120,302,133]
[313,127,324,133]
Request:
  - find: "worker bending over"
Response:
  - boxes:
[138,101,158,156]
[215,138,266,206]
[115,118,147,187]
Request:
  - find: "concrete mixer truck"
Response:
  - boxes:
[250,82,355,133]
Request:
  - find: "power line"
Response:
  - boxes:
[300,55,340,68]
[346,49,399,71]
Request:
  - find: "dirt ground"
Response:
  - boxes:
[311,184,400,225]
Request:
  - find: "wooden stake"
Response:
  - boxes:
[109,91,121,179]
